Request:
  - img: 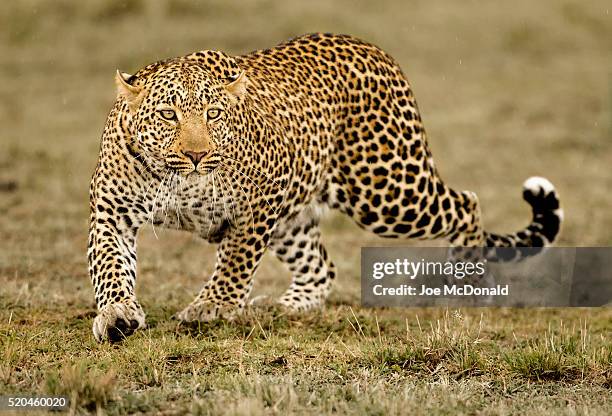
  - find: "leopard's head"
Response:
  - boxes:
[115,51,248,176]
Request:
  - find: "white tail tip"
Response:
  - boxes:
[523,176,555,194]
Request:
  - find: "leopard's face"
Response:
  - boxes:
[118,58,248,177]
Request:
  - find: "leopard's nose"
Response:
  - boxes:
[183,150,209,167]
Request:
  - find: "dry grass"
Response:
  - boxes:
[0,0,611,414]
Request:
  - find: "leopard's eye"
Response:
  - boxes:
[159,109,177,121]
[206,108,222,121]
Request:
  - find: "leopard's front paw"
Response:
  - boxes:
[92,301,146,343]
[175,299,241,323]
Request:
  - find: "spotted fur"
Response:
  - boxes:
[88,33,562,342]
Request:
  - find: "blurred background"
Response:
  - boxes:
[0,0,610,305]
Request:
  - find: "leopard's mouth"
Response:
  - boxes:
[173,166,216,178]
[196,163,218,174]
[163,152,221,177]
[187,169,212,178]
[163,163,209,176]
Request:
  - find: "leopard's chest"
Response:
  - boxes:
[142,175,236,241]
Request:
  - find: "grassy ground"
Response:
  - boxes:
[0,0,610,414]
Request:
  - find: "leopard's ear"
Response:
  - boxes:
[225,71,248,104]
[115,70,145,112]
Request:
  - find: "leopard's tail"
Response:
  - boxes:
[483,176,563,262]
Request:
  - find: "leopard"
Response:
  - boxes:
[88,33,562,342]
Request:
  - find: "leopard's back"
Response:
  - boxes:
[238,33,561,248]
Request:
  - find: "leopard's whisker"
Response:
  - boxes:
[214,172,232,227]
[219,166,254,234]
[151,172,170,238]
[140,173,158,203]
[131,147,165,174]
[205,173,216,238]
[129,153,157,183]
[149,171,170,239]
[218,154,287,191]
[218,161,280,218]
[217,173,236,225]
[173,175,183,230]
[217,171,237,227]
[161,172,175,227]
[130,150,171,210]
